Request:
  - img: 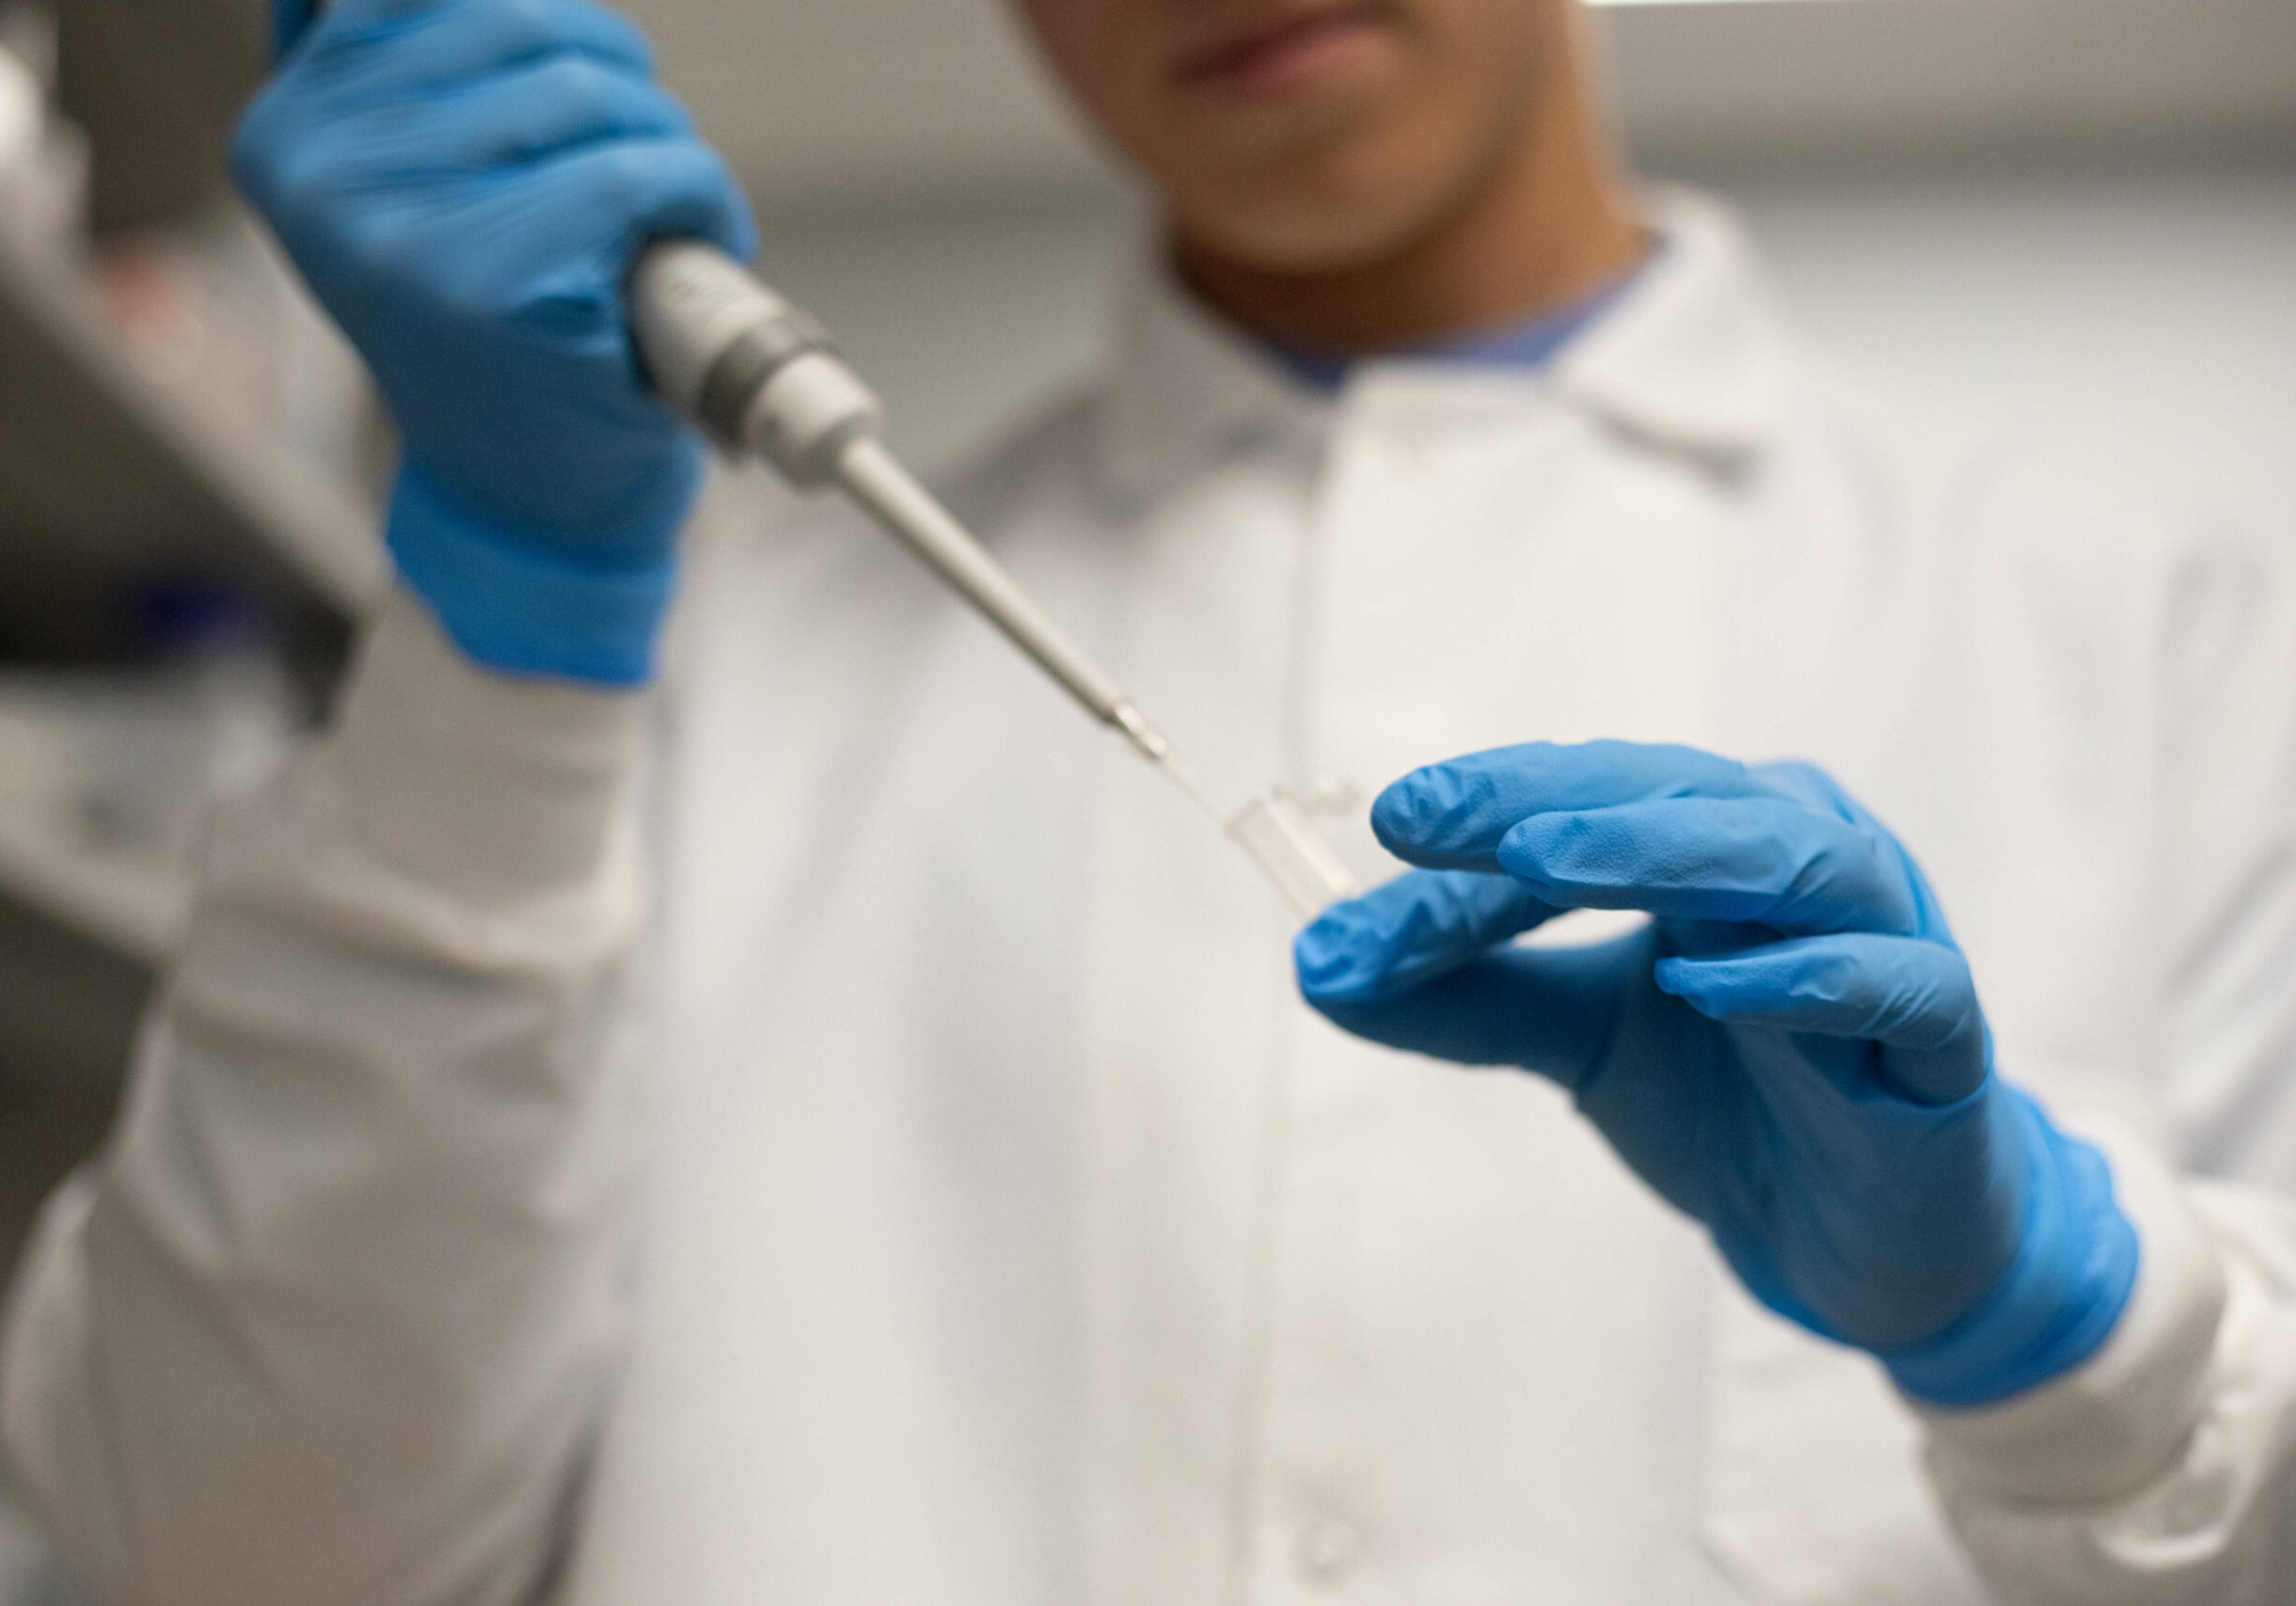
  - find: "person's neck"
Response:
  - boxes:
[1172,66,1643,356]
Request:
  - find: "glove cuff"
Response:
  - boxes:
[1880,1087,2140,1409]
[386,466,682,688]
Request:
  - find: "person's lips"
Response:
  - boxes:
[1172,2,1396,99]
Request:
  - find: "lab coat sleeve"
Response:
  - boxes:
[1919,514,2296,1604]
[0,589,655,1606]
[1919,1134,2296,1603]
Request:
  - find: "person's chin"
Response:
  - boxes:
[1170,171,1433,280]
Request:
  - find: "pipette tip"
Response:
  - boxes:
[1111,702,1226,827]
[1109,700,1168,763]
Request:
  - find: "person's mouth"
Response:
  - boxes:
[1172,2,1398,100]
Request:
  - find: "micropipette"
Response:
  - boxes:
[627,242,1359,917]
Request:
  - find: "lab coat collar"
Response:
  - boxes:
[1093,187,1796,503]
[1094,253,1332,505]
[1552,189,1797,465]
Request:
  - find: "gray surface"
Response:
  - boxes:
[0,225,380,659]
[0,1483,85,1606]
[0,912,119,1606]
[55,0,262,231]
[1731,164,2296,521]
[0,893,144,1113]
[1604,0,2296,176]
[616,0,2296,211]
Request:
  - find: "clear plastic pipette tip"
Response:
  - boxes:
[1113,702,1219,821]
[1120,712,1361,917]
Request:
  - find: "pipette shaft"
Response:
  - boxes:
[626,241,1359,914]
[627,241,1173,767]
[831,437,1172,765]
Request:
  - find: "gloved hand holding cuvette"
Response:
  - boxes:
[1298,740,2138,1405]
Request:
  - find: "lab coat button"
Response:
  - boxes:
[1291,1516,1363,1588]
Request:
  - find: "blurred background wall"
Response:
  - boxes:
[642,0,2296,514]
[0,0,2291,1594]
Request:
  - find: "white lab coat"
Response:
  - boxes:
[8,192,2296,1606]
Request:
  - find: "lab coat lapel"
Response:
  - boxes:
[1556,187,1797,466]
[1091,258,1334,511]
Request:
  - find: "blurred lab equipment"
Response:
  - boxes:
[0,0,381,1372]
[0,581,301,930]
[0,6,84,266]
[94,208,378,499]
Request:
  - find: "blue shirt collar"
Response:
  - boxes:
[1264,251,1653,392]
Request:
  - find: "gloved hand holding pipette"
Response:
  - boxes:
[248,0,1346,905]
[238,0,754,684]
[1298,740,2138,1404]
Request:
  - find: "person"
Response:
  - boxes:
[5,0,2295,1599]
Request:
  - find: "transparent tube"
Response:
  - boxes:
[1227,792,1362,918]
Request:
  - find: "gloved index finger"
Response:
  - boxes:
[1371,739,1770,871]
[1496,796,1923,936]
[299,0,657,86]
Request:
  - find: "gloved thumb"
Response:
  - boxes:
[1295,869,1623,1090]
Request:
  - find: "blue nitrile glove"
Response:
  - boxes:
[236,0,756,684]
[1296,741,2138,1407]
[272,0,319,61]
